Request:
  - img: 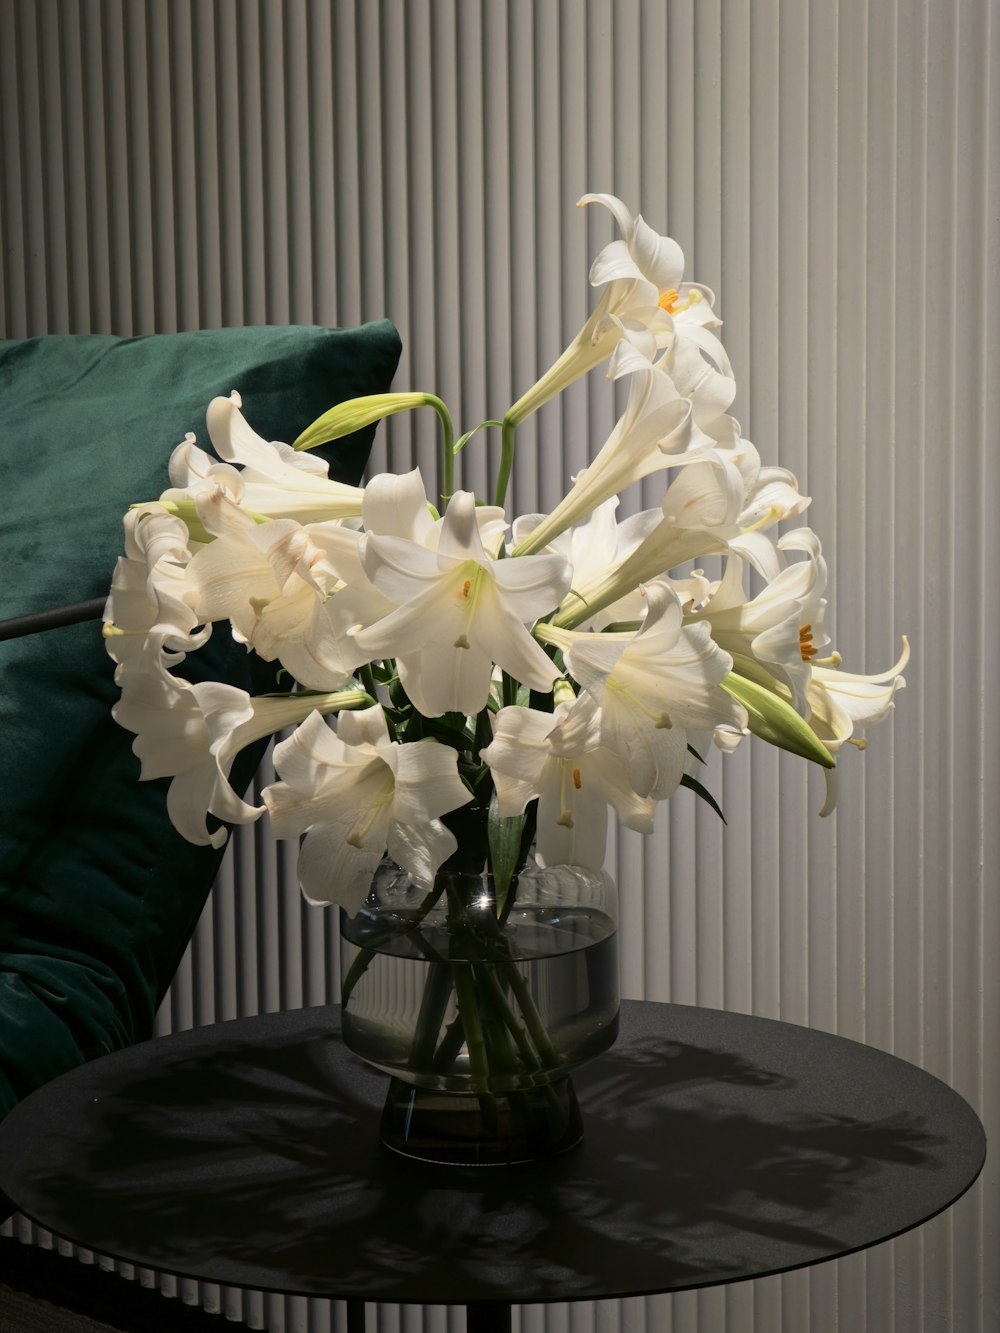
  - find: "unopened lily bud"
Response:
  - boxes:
[292,393,431,452]
[720,671,835,769]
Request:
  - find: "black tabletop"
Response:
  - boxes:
[0,1001,985,1307]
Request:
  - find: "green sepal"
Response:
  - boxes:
[721,668,835,769]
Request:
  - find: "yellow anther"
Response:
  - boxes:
[454,569,481,648]
[658,287,702,316]
[572,767,582,790]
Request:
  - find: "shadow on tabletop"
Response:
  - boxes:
[8,1011,950,1303]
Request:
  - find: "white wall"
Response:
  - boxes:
[2,2,996,1330]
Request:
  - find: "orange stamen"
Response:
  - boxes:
[572,768,582,790]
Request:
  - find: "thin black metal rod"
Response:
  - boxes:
[0,597,106,641]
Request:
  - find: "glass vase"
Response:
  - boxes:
[339,854,619,1165]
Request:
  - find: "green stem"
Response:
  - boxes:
[358,662,379,700]
[340,946,376,1010]
[493,416,516,510]
[474,968,519,1076]
[340,874,447,1007]
[430,1012,469,1073]
[501,961,562,1068]
[425,394,455,500]
[452,966,491,1091]
[501,671,518,709]
[474,965,542,1074]
[473,706,494,766]
[410,961,457,1071]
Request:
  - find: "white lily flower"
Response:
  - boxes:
[690,528,830,717]
[540,584,745,797]
[512,346,695,557]
[803,638,909,816]
[505,194,686,424]
[481,693,658,870]
[361,466,437,543]
[179,515,366,690]
[113,669,364,848]
[809,638,910,751]
[103,505,209,677]
[654,314,736,428]
[739,465,811,531]
[512,498,663,630]
[551,450,746,629]
[161,393,365,526]
[583,202,732,400]
[358,465,509,556]
[263,706,471,914]
[353,488,571,716]
[710,429,813,582]
[176,470,443,690]
[583,193,685,296]
[596,275,736,431]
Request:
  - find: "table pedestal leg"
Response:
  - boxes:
[346,1298,366,1332]
[466,1304,512,1333]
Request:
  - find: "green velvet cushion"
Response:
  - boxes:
[0,322,402,1117]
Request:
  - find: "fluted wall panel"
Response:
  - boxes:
[1,3,996,1331]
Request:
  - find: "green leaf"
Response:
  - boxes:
[397,712,425,742]
[721,670,835,769]
[488,791,525,918]
[453,420,504,454]
[388,676,413,711]
[424,710,476,746]
[679,773,727,823]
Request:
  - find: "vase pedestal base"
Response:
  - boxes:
[379,1075,584,1166]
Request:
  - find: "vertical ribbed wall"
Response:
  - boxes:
[2,3,996,1331]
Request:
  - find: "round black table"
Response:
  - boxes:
[0,1001,985,1332]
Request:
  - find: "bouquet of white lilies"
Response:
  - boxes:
[104,193,908,921]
